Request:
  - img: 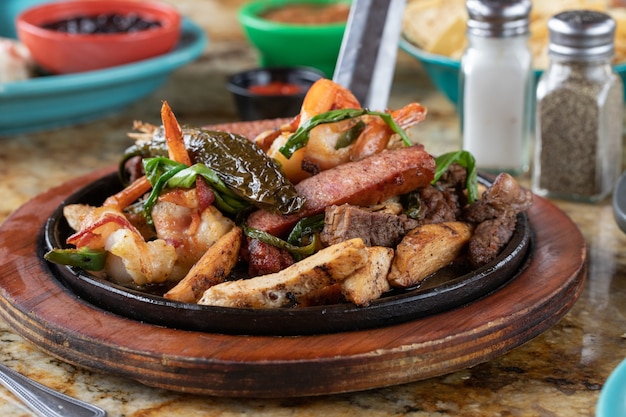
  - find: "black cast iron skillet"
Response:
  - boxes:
[42,172,532,336]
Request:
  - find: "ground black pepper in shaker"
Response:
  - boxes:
[533,10,623,202]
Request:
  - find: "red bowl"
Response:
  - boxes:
[16,0,181,74]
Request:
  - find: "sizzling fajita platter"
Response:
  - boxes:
[43,171,530,335]
[0,81,587,396]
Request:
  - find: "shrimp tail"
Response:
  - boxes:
[161,100,192,166]
[350,102,427,161]
[103,176,152,211]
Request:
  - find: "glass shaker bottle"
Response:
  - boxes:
[533,10,623,202]
[460,0,533,175]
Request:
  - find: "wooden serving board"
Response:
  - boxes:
[0,120,586,397]
[0,167,586,397]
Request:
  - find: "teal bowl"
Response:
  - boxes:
[0,19,206,135]
[400,36,626,105]
[238,0,350,78]
[596,359,626,417]
[0,0,50,38]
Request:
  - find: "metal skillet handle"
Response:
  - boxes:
[0,362,107,417]
[333,0,406,110]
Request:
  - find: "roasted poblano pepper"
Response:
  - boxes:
[120,127,305,215]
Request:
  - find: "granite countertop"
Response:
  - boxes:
[1,3,625,416]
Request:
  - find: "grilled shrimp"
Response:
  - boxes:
[151,188,234,279]
[256,79,427,183]
[64,188,234,285]
[64,205,178,285]
[61,101,234,285]
[349,102,427,161]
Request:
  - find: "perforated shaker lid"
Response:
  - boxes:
[548,10,615,60]
[466,0,531,38]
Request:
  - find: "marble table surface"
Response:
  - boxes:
[1,7,625,416]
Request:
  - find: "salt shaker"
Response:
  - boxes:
[533,10,623,202]
[460,0,533,175]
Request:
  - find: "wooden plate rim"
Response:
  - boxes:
[0,166,586,398]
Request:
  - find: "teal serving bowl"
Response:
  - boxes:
[238,0,350,78]
[596,359,626,417]
[399,36,626,105]
[0,0,50,38]
[0,18,206,135]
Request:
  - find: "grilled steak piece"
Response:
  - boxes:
[412,163,467,225]
[320,204,418,247]
[463,173,533,266]
[412,185,461,226]
[464,172,532,222]
[467,215,516,267]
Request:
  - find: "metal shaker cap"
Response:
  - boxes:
[466,0,531,38]
[548,11,615,60]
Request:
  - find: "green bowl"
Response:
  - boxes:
[399,36,626,105]
[238,0,350,78]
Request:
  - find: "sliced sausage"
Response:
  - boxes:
[247,145,436,237]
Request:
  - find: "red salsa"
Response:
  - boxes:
[249,81,302,95]
[260,3,350,25]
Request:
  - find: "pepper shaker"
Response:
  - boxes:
[460,0,533,175]
[533,10,623,202]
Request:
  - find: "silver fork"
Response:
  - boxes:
[0,362,107,417]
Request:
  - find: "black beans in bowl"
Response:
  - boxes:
[41,13,162,34]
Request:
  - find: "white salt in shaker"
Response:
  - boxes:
[533,10,623,202]
[460,0,533,175]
